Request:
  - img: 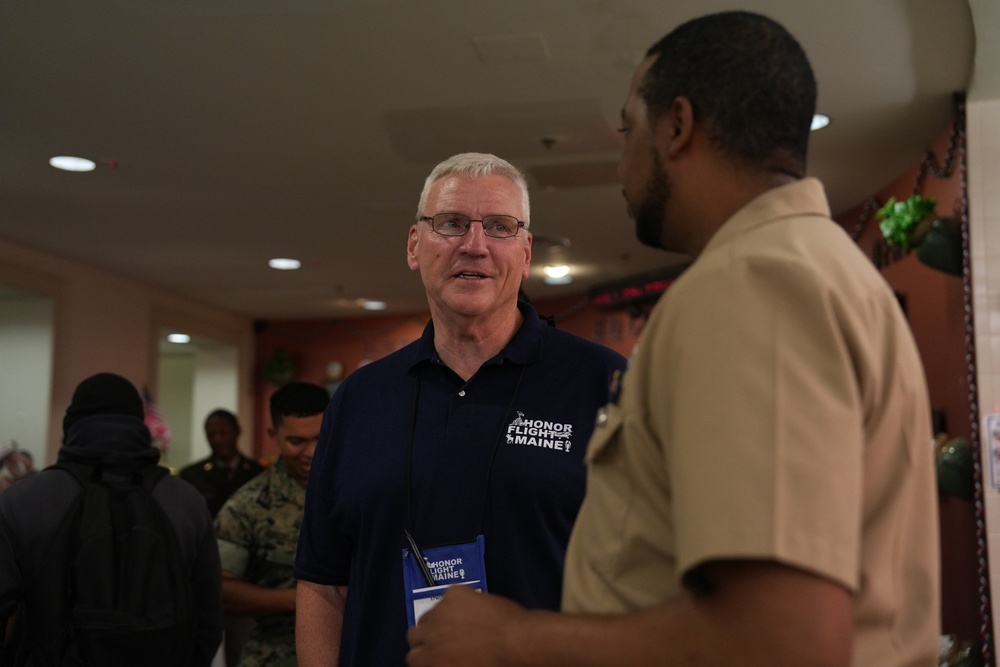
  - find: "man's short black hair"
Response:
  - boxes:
[642,11,816,177]
[269,382,330,428]
[204,409,239,430]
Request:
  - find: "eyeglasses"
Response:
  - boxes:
[419,213,525,238]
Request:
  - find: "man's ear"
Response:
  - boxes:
[406,225,420,271]
[660,96,695,158]
[521,231,532,279]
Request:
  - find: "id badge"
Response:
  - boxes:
[402,534,487,627]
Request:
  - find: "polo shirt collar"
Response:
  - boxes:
[406,301,544,373]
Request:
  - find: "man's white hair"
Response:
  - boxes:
[416,152,530,228]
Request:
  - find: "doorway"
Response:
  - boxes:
[156,329,240,471]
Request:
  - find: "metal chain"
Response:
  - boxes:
[849,197,883,243]
[915,99,963,194]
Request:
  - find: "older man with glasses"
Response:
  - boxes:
[294,152,627,666]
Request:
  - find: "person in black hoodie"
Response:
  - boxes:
[0,372,224,666]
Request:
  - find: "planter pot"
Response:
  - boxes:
[916,216,963,276]
[936,436,974,500]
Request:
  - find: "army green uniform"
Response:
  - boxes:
[215,459,303,667]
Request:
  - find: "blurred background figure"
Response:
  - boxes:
[181,409,264,667]
[0,441,37,493]
[180,410,263,517]
[0,372,223,666]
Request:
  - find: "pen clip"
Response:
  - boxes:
[404,529,436,587]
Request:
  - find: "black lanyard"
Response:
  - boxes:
[404,363,526,542]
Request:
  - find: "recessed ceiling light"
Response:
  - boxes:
[543,265,573,285]
[167,333,191,344]
[811,114,830,131]
[49,156,96,172]
[268,258,301,270]
[332,297,387,311]
[544,265,570,278]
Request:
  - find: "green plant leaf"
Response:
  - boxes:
[875,194,937,250]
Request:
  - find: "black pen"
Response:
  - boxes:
[404,529,436,587]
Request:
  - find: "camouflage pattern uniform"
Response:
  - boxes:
[215,458,304,667]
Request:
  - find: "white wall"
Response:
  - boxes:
[159,352,197,469]
[970,95,1000,650]
[0,295,54,465]
[190,344,240,457]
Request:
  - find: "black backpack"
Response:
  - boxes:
[31,461,199,666]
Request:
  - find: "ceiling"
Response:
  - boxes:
[0,0,977,320]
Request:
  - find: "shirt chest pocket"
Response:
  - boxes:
[586,404,623,464]
[579,403,635,574]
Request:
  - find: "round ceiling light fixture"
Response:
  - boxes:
[49,155,96,172]
[268,258,301,270]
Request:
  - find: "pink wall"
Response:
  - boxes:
[253,314,427,461]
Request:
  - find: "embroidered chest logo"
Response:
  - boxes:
[506,411,575,453]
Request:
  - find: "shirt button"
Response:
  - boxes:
[595,408,608,426]
[458,390,466,397]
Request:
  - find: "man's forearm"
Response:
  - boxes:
[407,560,853,667]
[220,572,296,616]
[296,580,347,667]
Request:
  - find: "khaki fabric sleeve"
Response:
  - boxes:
[654,253,864,591]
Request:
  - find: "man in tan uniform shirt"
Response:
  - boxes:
[406,11,940,667]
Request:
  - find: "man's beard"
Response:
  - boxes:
[632,150,670,250]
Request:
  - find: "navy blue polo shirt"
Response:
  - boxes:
[295,302,626,666]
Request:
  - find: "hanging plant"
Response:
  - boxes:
[875,195,937,250]
[874,194,963,276]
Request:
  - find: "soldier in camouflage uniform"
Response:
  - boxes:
[215,382,330,667]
